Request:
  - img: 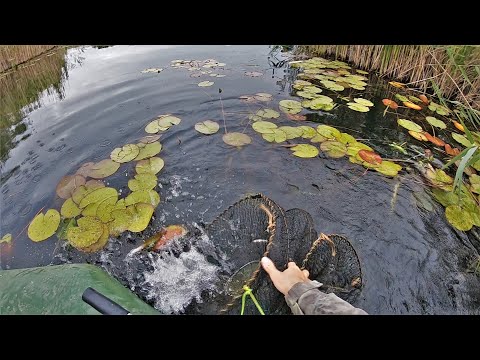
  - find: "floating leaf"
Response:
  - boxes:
[87,159,120,179]
[347,102,369,112]
[389,81,405,88]
[195,120,220,135]
[290,144,319,158]
[408,95,423,104]
[141,68,163,73]
[134,141,162,160]
[0,233,12,244]
[56,175,86,199]
[72,181,105,205]
[56,218,76,241]
[425,168,454,191]
[425,116,446,129]
[374,161,402,177]
[79,187,118,209]
[82,196,117,217]
[28,209,61,242]
[286,113,307,121]
[395,94,409,102]
[358,150,382,165]
[279,100,302,114]
[278,126,304,140]
[419,94,429,105]
[423,132,445,147]
[248,114,263,122]
[135,157,164,175]
[128,173,157,192]
[80,224,109,253]
[76,162,95,177]
[252,121,277,134]
[382,99,398,109]
[125,189,160,207]
[453,121,465,133]
[67,216,104,249]
[316,125,340,140]
[346,141,373,157]
[354,98,374,107]
[157,116,181,128]
[245,72,263,77]
[469,174,480,194]
[403,101,422,110]
[145,118,169,134]
[452,132,473,148]
[397,119,422,132]
[310,95,334,105]
[320,80,344,91]
[296,91,319,99]
[110,144,140,163]
[256,108,280,119]
[61,198,82,218]
[428,101,450,115]
[126,203,155,232]
[222,132,252,147]
[262,129,287,143]
[431,188,459,207]
[198,81,214,87]
[335,132,357,145]
[302,86,323,94]
[299,126,317,139]
[445,144,460,156]
[96,198,121,223]
[239,95,257,103]
[254,93,273,102]
[139,135,161,144]
[320,141,347,158]
[445,205,473,231]
[292,80,312,90]
[408,130,428,141]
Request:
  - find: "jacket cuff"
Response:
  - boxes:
[285,280,323,307]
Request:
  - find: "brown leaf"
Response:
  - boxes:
[56,175,86,199]
[419,94,429,105]
[286,113,307,121]
[382,99,398,109]
[403,101,422,110]
[423,132,445,147]
[358,150,382,165]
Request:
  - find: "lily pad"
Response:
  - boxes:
[134,141,162,160]
[320,80,344,91]
[76,162,95,177]
[358,150,382,165]
[302,86,323,94]
[419,94,429,105]
[128,173,157,192]
[139,134,161,144]
[56,175,86,199]
[354,98,374,107]
[157,115,181,128]
[320,141,347,158]
[292,80,312,90]
[445,205,473,231]
[431,188,459,207]
[252,121,277,134]
[262,129,287,143]
[408,130,428,141]
[428,101,450,116]
[198,81,214,87]
[335,132,357,145]
[67,216,104,249]
[278,126,304,140]
[296,91,319,99]
[374,161,402,177]
[96,198,122,223]
[239,95,257,103]
[195,120,220,135]
[453,121,465,133]
[110,144,140,163]
[389,81,405,88]
[425,116,446,129]
[56,218,76,241]
[299,126,317,139]
[254,93,273,102]
[347,102,370,112]
[80,224,109,253]
[290,144,319,158]
[125,189,161,207]
[316,125,341,140]
[346,141,373,157]
[257,108,280,119]
[135,157,165,175]
[1,233,12,244]
[126,203,155,232]
[79,187,118,209]
[279,100,302,114]
[395,94,409,102]
[452,132,473,148]
[222,132,252,147]
[87,159,121,179]
[349,85,366,91]
[469,174,480,194]
[398,119,422,132]
[28,209,61,242]
[82,195,117,217]
[248,114,263,122]
[61,198,82,218]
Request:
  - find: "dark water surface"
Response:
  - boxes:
[1,45,479,314]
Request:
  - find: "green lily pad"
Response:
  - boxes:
[350,85,366,91]
[125,189,161,207]
[56,218,76,241]
[157,115,181,128]
[347,102,370,112]
[248,114,263,122]
[80,224,110,253]
[110,144,140,163]
[296,91,319,99]
[87,159,121,179]
[139,134,161,144]
[452,132,473,148]
[262,129,287,143]
[395,94,409,102]
[310,134,328,143]
[290,144,319,158]
[257,108,280,119]
[303,68,322,74]
[445,205,473,231]
[374,161,402,177]
[428,101,450,116]
[28,209,61,242]
[397,119,422,132]
[354,98,374,107]
[310,96,334,105]
[79,187,118,209]
[302,86,323,94]
[346,74,367,81]
[431,188,460,207]
[195,120,220,135]
[134,141,162,160]
[425,168,453,190]
[126,203,155,232]
[278,99,302,114]
[335,132,357,145]
[252,121,277,134]
[61,198,82,218]
[198,81,214,87]
[96,198,121,223]
[135,157,165,175]
[71,180,105,205]
[299,126,317,139]
[320,80,344,91]
[82,195,117,217]
[292,80,312,90]
[320,141,347,158]
[346,141,373,157]
[469,174,480,194]
[128,173,157,192]
[56,175,86,199]
[425,116,446,129]
[278,126,304,140]
[1,233,12,244]
[67,216,104,249]
[316,125,341,140]
[145,118,168,134]
[223,132,252,147]
[254,93,273,102]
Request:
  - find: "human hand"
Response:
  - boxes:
[261,257,310,296]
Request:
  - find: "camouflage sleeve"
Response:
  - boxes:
[284,280,368,315]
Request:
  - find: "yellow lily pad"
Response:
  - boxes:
[252,121,277,134]
[87,159,121,179]
[128,173,157,192]
[397,119,422,132]
[374,161,402,177]
[257,108,280,119]
[316,125,341,140]
[28,209,61,242]
[335,132,357,145]
[1,233,12,244]
[157,116,181,128]
[67,216,104,249]
[126,203,155,232]
[80,224,110,253]
[299,126,317,139]
[445,205,473,231]
[125,189,161,207]
[79,187,118,209]
[135,157,165,175]
[71,180,105,205]
[279,99,302,114]
[347,102,370,112]
[353,98,374,107]
[198,81,214,87]
[110,144,140,163]
[222,132,252,147]
[262,129,287,143]
[134,141,162,160]
[290,144,319,158]
[320,141,347,158]
[346,141,373,157]
[195,120,220,135]
[61,198,82,218]
[96,198,122,223]
[278,126,304,140]
[425,116,446,129]
[408,130,428,141]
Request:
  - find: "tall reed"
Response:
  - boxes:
[0,45,57,73]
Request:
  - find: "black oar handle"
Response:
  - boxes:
[82,287,130,315]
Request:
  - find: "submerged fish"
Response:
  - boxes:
[128,225,188,256]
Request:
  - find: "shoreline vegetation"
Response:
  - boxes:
[0,45,58,73]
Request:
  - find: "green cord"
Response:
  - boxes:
[240,285,265,315]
